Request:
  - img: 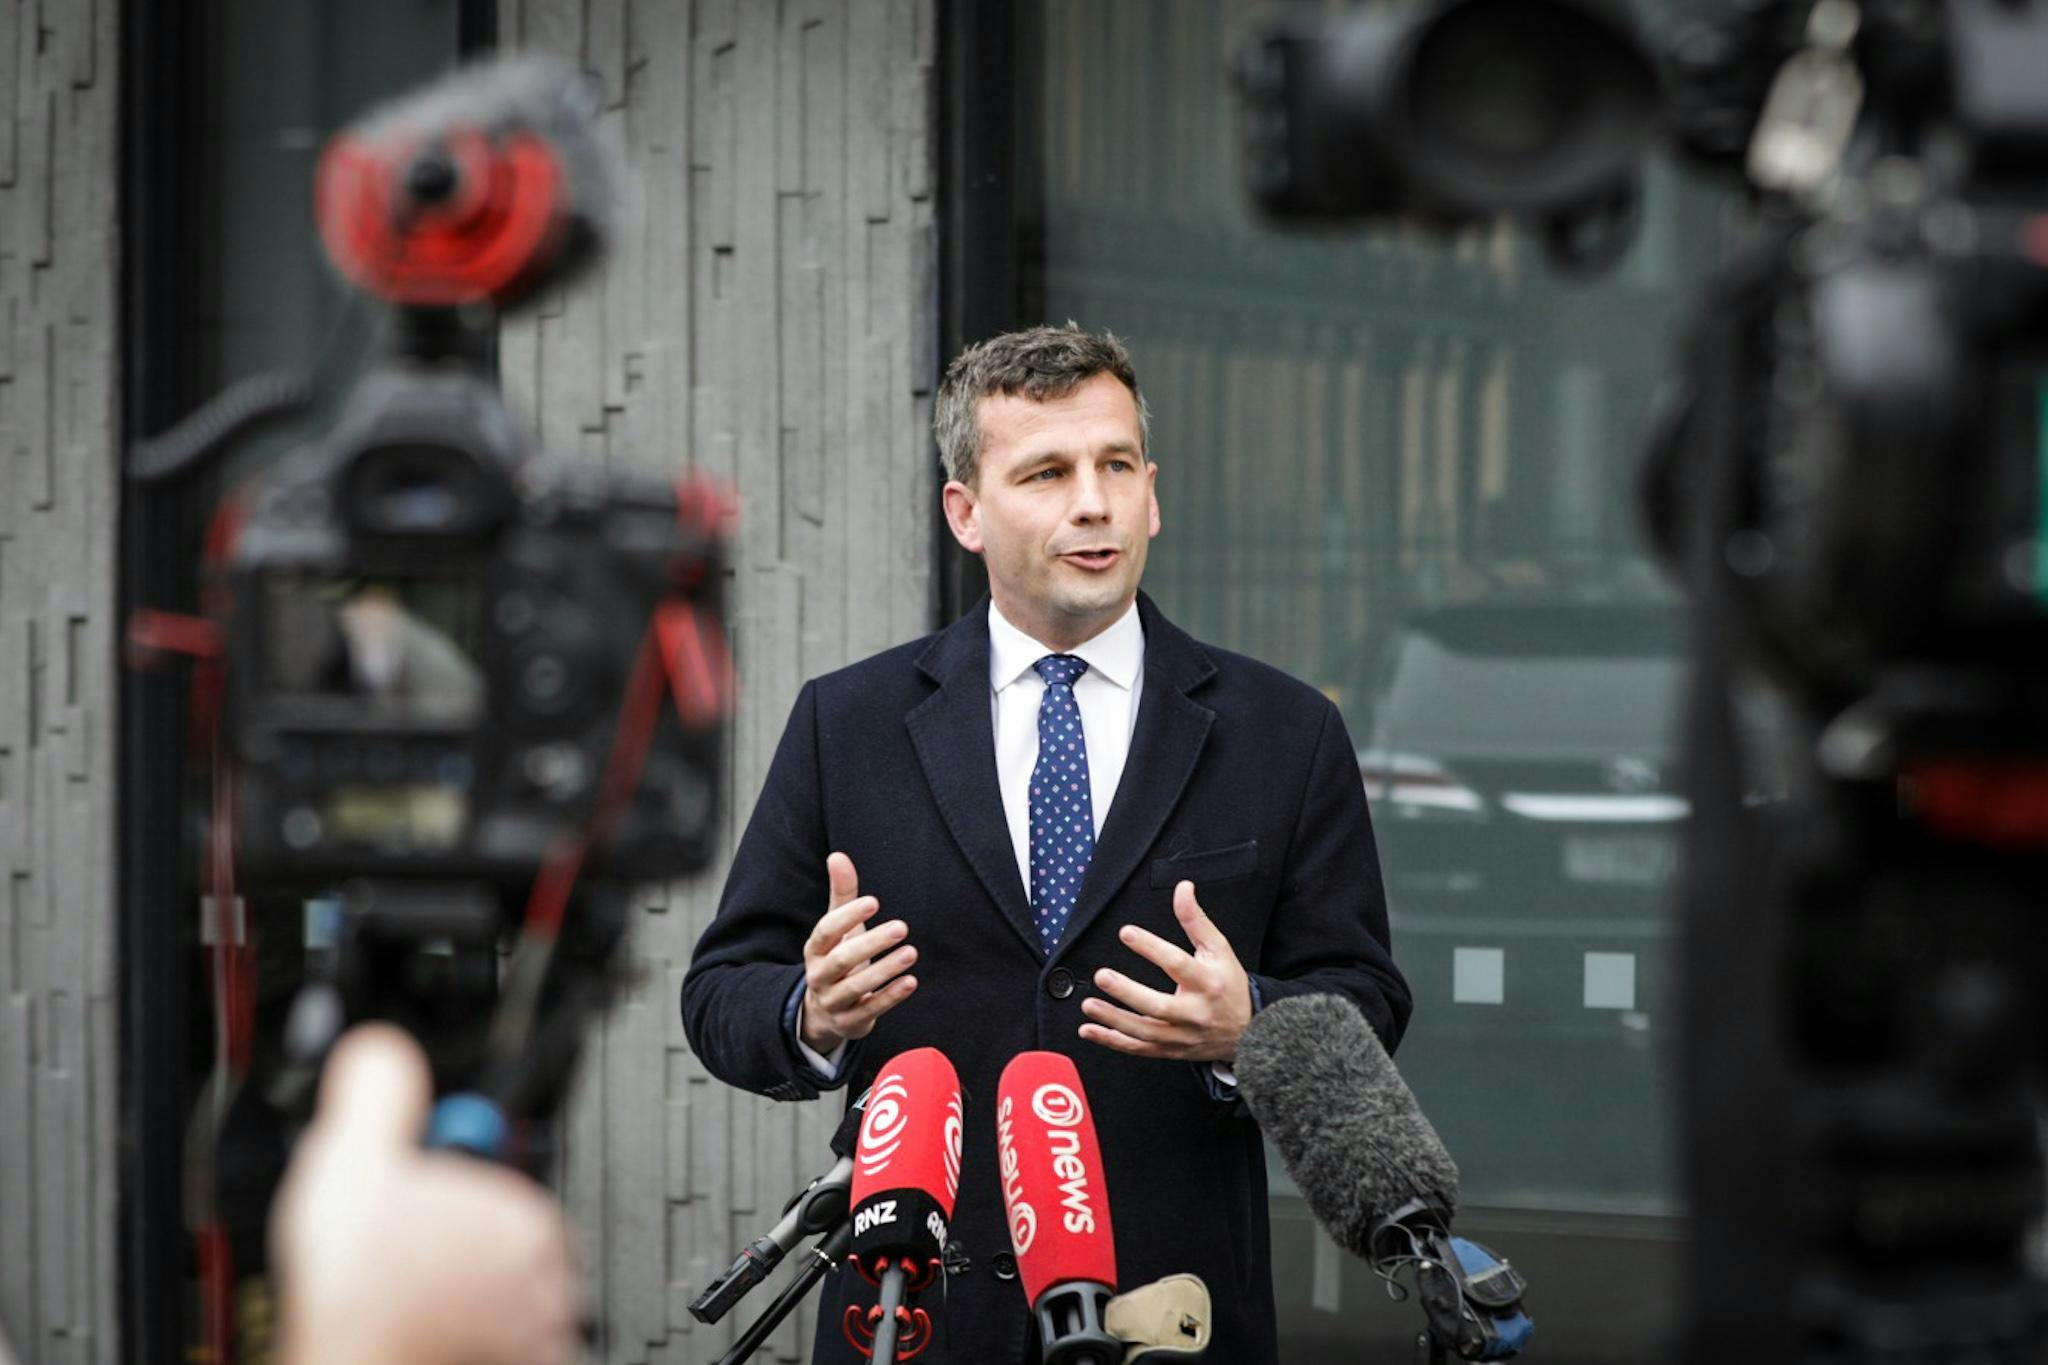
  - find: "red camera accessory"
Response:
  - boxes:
[312,56,615,310]
[317,127,568,308]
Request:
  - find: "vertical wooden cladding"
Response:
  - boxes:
[0,0,123,1360]
[497,1,937,1360]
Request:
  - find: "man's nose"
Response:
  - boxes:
[1069,468,1110,521]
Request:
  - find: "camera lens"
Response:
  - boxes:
[1399,0,1658,211]
[1412,29,1579,161]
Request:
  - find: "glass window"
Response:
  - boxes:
[211,0,466,472]
[1015,1,1733,1357]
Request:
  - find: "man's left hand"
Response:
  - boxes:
[1080,880,1252,1063]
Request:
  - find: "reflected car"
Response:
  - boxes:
[1353,598,1694,1211]
[1356,600,1690,917]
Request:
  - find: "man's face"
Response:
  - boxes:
[942,372,1160,651]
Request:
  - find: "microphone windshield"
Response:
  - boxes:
[996,1052,1117,1305]
[1235,993,1460,1256]
[848,1048,963,1263]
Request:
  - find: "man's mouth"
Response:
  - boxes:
[1059,548,1121,571]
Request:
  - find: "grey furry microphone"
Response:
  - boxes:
[1234,992,1460,1255]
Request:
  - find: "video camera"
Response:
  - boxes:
[132,52,729,1169]
[229,58,727,898]
[124,56,733,1363]
[1237,0,2048,684]
[1234,2,2048,1361]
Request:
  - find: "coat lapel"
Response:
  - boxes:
[905,600,1045,957]
[1051,594,1216,960]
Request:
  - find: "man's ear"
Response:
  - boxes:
[1146,460,1161,538]
[942,480,984,554]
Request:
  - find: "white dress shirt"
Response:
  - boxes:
[988,599,1145,897]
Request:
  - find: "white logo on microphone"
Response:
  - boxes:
[1008,1199,1039,1256]
[1033,1083,1098,1235]
[857,1075,911,1178]
[996,1094,1037,1254]
[1031,1083,1085,1128]
[942,1092,963,1203]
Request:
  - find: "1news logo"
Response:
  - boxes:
[997,1081,1100,1257]
[1031,1083,1085,1128]
[997,1094,1040,1254]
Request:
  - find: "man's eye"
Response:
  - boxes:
[1028,467,1061,481]
[1105,459,1132,472]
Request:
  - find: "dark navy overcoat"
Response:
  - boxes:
[681,594,1410,1364]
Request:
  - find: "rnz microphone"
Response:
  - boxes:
[844,1047,962,1364]
[1236,994,1532,1360]
[996,1053,1122,1365]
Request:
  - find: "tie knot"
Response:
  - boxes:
[1034,654,1089,688]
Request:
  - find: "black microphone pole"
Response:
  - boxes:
[713,1220,854,1365]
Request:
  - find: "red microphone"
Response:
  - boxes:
[844,1047,963,1363]
[996,1053,1123,1365]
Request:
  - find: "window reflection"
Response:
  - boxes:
[1018,1,1734,1358]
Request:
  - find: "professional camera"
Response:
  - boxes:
[131,63,732,1347]
[1238,0,2048,686]
[129,50,737,1104]
[226,364,726,892]
[1235,3,2048,1362]
[224,62,727,897]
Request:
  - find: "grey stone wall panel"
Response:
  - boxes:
[0,0,120,1357]
[499,1,936,1359]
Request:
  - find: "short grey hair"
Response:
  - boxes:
[934,323,1152,486]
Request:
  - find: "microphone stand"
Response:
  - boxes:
[713,1220,853,1365]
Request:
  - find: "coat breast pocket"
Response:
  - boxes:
[1148,838,1260,888]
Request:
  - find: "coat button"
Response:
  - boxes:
[1046,968,1075,1000]
[991,1251,1018,1281]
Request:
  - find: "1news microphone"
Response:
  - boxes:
[996,1052,1123,1365]
[844,1047,963,1364]
[1236,993,1532,1360]
[688,1084,871,1325]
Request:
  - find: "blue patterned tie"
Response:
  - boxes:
[1029,654,1095,949]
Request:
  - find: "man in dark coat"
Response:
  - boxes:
[681,325,1409,1364]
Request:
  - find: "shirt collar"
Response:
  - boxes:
[988,599,1144,693]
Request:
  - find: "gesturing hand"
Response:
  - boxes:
[270,1024,581,1365]
[1080,880,1253,1064]
[799,852,919,1055]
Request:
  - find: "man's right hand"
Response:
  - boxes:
[799,852,918,1056]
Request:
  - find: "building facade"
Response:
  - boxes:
[0,1,1726,1361]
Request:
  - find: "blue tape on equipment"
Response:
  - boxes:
[429,1092,510,1159]
[1451,1236,1535,1359]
